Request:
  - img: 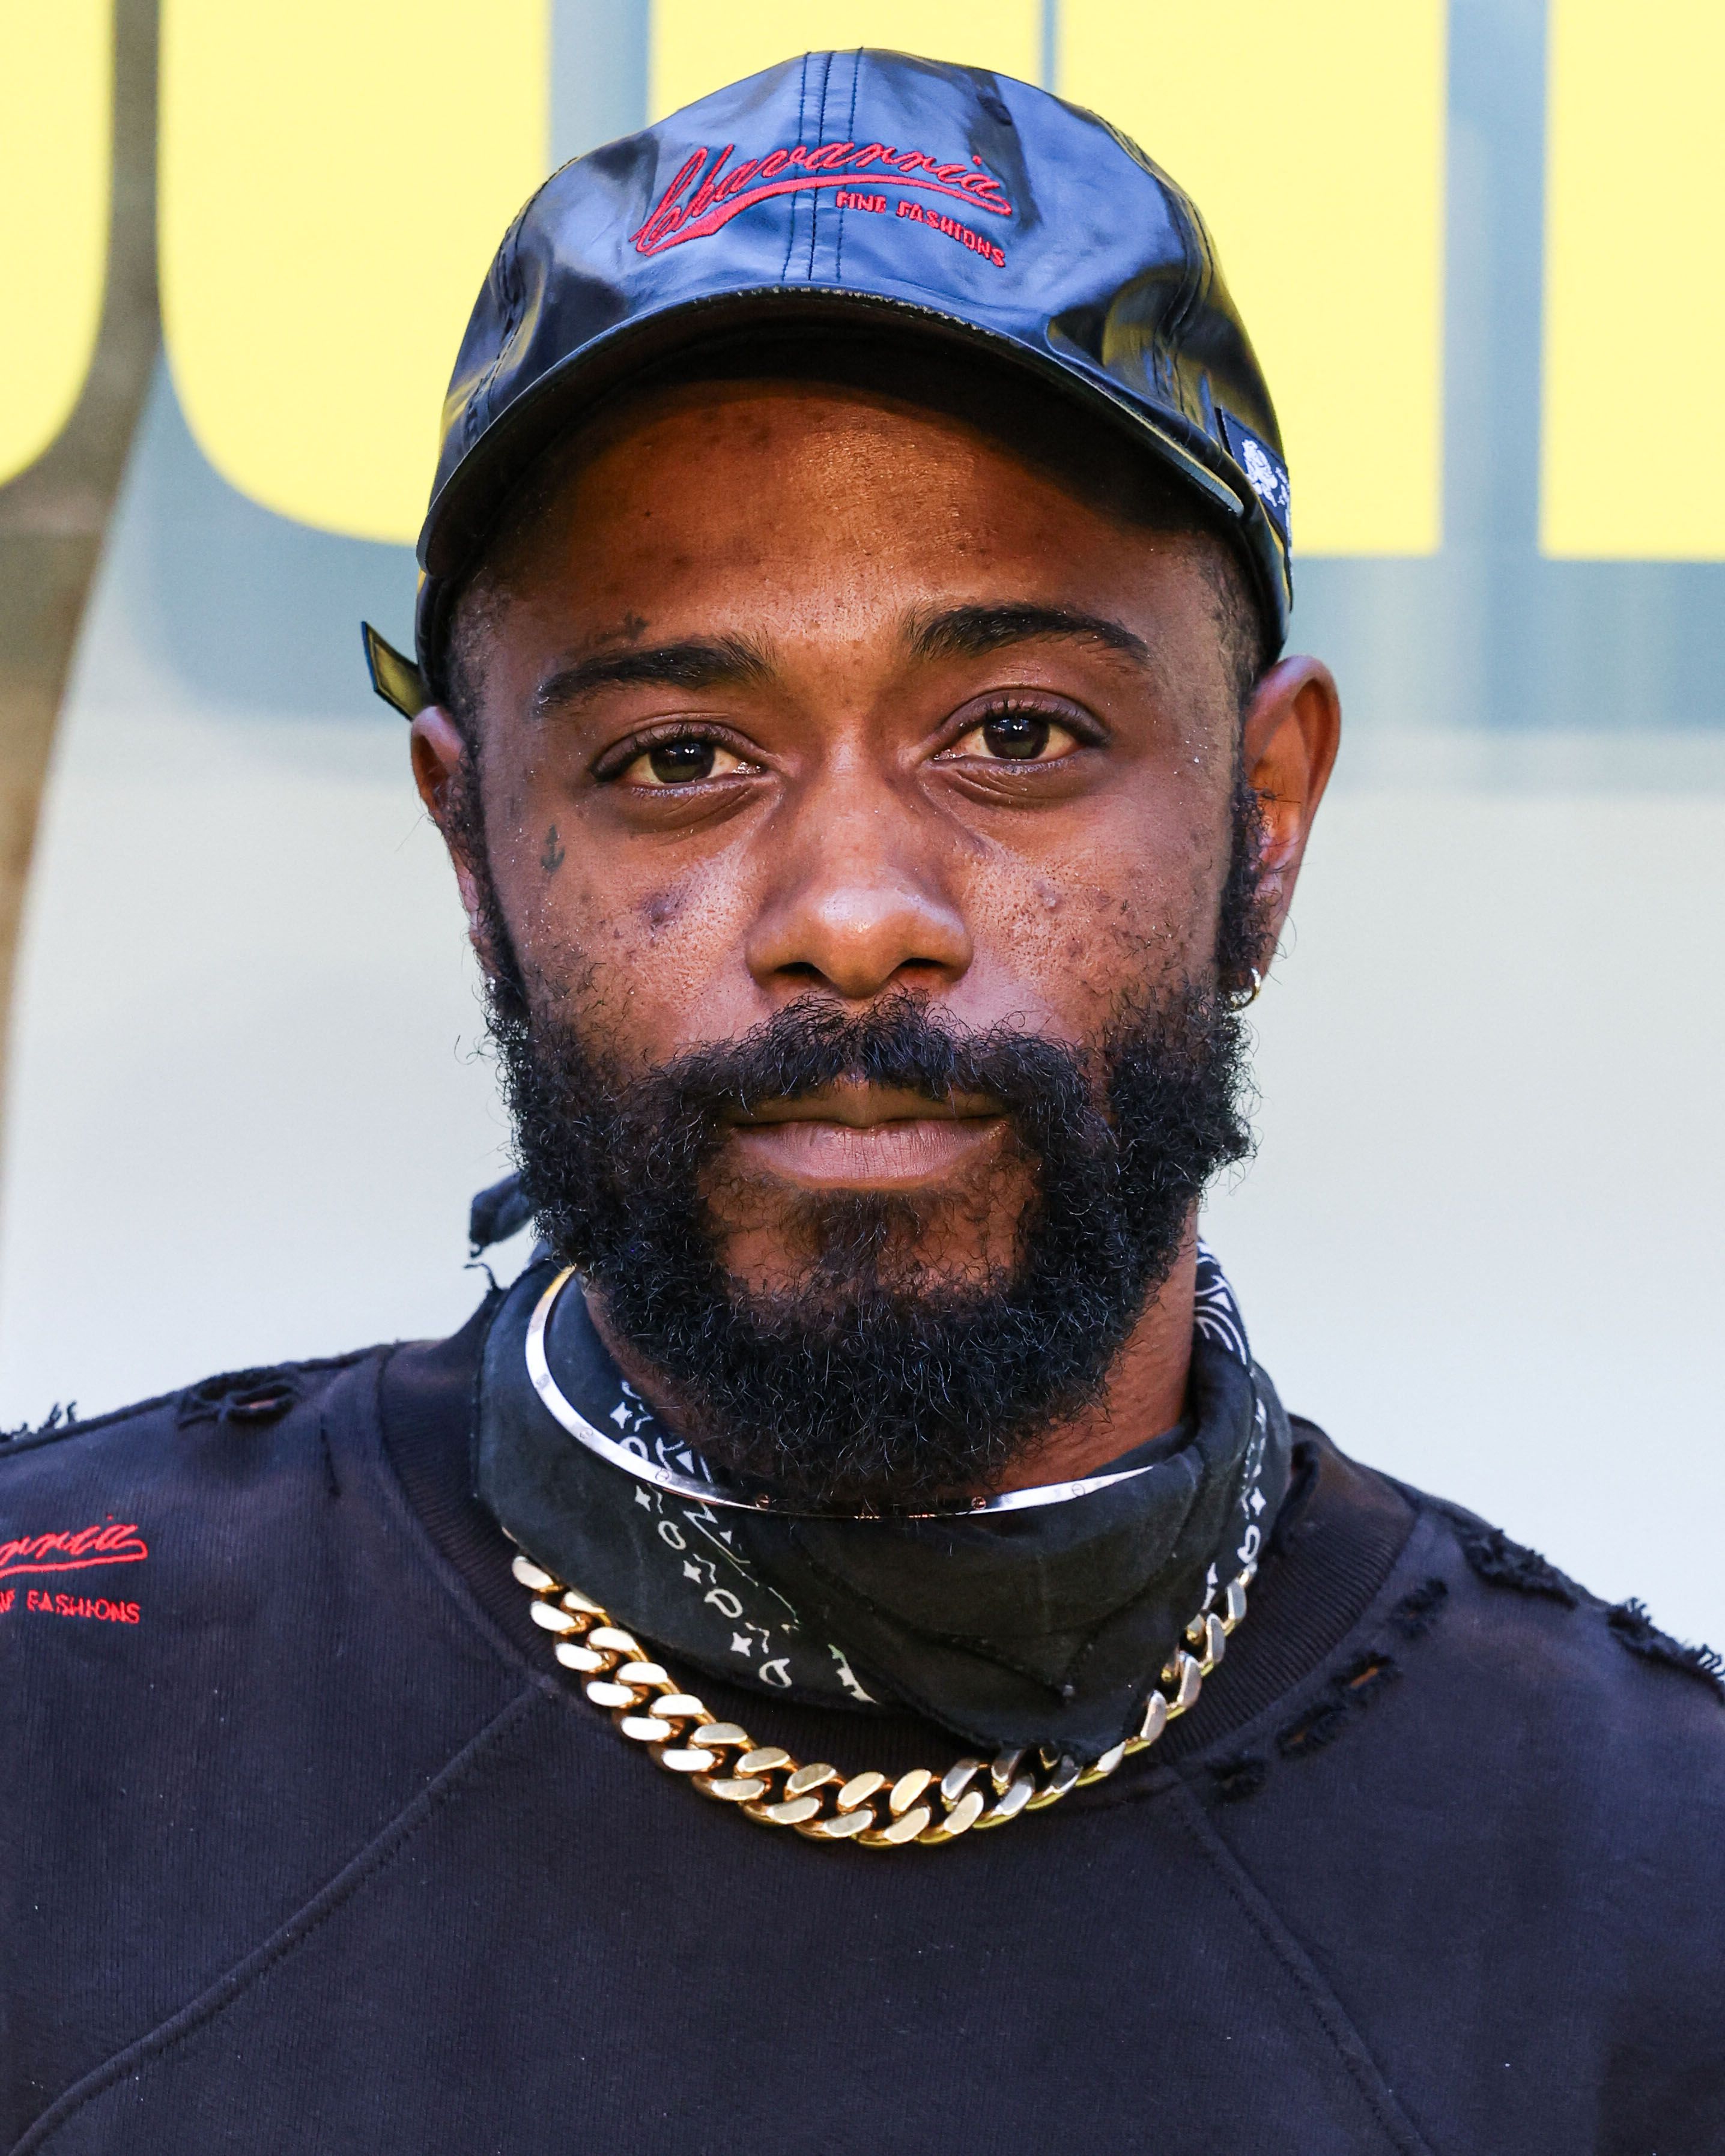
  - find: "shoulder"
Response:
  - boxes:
[1243,1453,1725,2134]
[0,1348,415,1717]
[1288,1455,1725,1865]
[1268,1434,1725,1764]
[1209,1426,1725,1830]
[0,1348,383,1600]
[0,1301,503,1692]
[1345,1466,1725,1953]
[1410,1482,1725,1751]
[0,1318,534,2147]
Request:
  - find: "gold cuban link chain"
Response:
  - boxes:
[514,1550,1255,1848]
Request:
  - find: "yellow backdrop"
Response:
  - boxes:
[4,2,1719,563]
[1060,2,1447,557]
[1541,0,1725,557]
[0,0,112,489]
[158,0,549,545]
[650,0,1041,115]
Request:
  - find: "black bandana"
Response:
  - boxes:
[476,1250,1290,1760]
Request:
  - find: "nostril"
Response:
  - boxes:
[747,872,972,997]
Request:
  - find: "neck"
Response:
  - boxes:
[587,1223,1201,1503]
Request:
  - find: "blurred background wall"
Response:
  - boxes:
[1,1,1721,1644]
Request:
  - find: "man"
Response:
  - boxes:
[5,50,1722,2154]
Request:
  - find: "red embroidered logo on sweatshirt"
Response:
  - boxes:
[633,140,1013,264]
[0,1520,149,1581]
[4,1587,141,1623]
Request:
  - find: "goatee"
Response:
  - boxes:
[489,977,1254,1510]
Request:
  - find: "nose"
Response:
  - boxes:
[744,774,972,1002]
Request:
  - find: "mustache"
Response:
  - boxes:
[626,995,1097,1143]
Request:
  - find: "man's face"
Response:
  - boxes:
[417,372,1336,1501]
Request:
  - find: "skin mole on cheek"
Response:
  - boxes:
[641,884,691,936]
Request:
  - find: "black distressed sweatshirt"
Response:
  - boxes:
[4,1292,1723,2154]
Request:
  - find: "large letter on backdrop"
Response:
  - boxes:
[160,0,550,545]
[0,0,112,487]
[649,1,1040,120]
[1060,0,1448,557]
[1541,0,1725,557]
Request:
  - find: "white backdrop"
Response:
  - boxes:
[3,366,1723,1648]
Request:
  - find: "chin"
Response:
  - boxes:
[712,1181,1029,1303]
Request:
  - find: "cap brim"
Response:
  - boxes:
[416,284,1289,687]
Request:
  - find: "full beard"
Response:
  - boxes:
[487,970,1255,1512]
[454,733,1267,1510]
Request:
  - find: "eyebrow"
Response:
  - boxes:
[532,635,773,719]
[906,603,1154,672]
[530,605,1152,720]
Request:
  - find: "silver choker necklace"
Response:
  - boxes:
[526,1264,1189,1522]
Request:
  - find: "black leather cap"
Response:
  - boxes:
[411,48,1293,700]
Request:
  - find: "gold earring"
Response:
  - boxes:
[1226,966,1264,1011]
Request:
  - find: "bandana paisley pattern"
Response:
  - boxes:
[476,1245,1289,1753]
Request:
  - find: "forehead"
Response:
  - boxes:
[478,373,1235,673]
[524,378,1154,563]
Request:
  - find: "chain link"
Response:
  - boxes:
[515,1551,1255,1849]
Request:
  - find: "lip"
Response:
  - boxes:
[724,1083,1005,1192]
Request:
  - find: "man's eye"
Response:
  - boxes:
[622,737,745,786]
[956,709,1080,763]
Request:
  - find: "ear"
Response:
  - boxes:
[1237,656,1342,961]
[410,706,491,949]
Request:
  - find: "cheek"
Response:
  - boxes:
[508,841,767,1060]
[968,802,1230,1018]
